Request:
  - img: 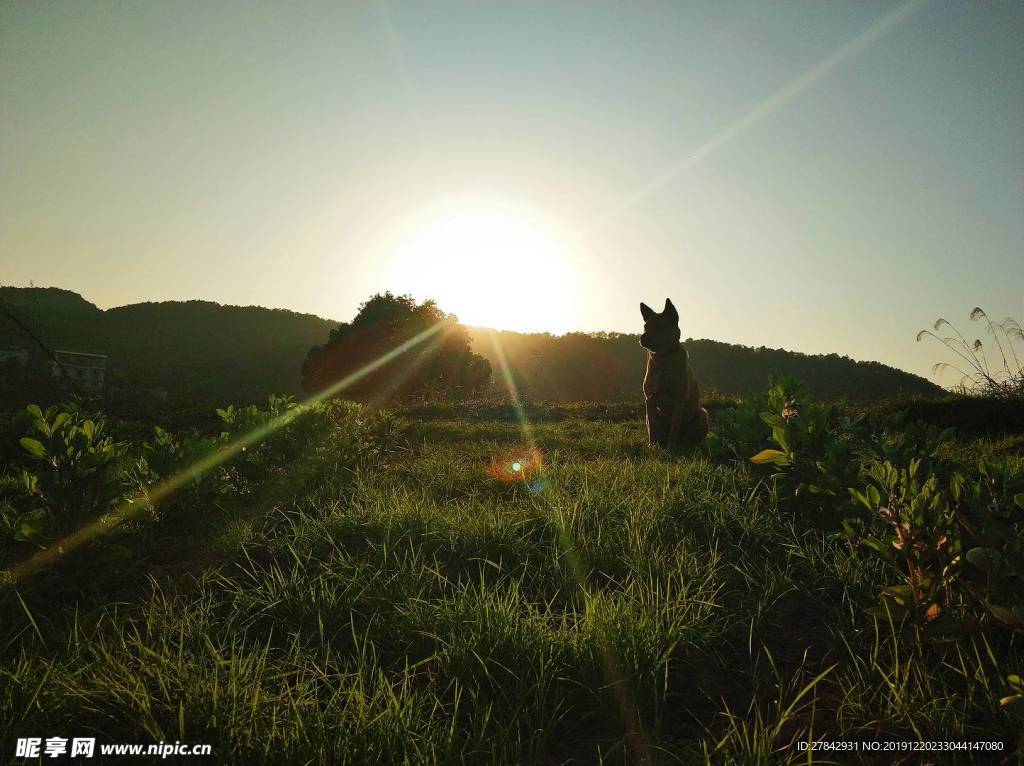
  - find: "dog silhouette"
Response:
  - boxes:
[640,298,709,450]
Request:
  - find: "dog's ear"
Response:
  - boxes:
[640,302,657,322]
[663,298,678,323]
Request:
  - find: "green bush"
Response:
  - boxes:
[848,457,1024,636]
[1,396,406,562]
[17,403,133,529]
[214,395,406,491]
[734,377,1024,642]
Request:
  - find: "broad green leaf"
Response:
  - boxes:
[14,510,47,541]
[868,486,881,509]
[966,547,1003,574]
[20,470,38,494]
[882,583,915,606]
[1015,492,1024,510]
[25,403,42,419]
[19,437,46,459]
[751,449,790,466]
[1003,680,1024,718]
[772,428,790,453]
[841,517,864,539]
[987,604,1024,631]
[861,538,895,563]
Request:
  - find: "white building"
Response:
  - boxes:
[52,350,107,392]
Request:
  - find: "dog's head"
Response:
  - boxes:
[639,298,681,352]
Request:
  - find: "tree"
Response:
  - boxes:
[301,293,491,402]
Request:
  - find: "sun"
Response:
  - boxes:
[385,200,578,333]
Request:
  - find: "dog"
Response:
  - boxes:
[640,298,709,450]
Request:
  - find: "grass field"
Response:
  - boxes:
[1,396,1023,764]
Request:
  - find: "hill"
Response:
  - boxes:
[0,287,336,402]
[0,286,941,405]
[471,329,941,402]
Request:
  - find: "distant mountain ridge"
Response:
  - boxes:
[470,329,942,402]
[0,287,336,401]
[0,287,941,404]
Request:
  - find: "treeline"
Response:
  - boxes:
[471,329,941,402]
[0,287,334,405]
[0,287,941,410]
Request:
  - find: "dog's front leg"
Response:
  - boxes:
[645,398,667,447]
[668,402,684,450]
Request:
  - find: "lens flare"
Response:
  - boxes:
[486,446,543,484]
[486,329,648,760]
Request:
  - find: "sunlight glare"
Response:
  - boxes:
[386,200,579,333]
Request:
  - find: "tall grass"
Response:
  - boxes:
[918,307,1024,399]
[1,405,1021,763]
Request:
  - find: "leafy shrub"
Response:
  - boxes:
[710,393,771,455]
[746,377,853,507]
[0,472,44,545]
[848,459,963,629]
[142,426,219,486]
[214,395,406,492]
[734,377,1024,641]
[856,411,952,471]
[17,403,133,526]
[848,458,1024,636]
[1,395,406,562]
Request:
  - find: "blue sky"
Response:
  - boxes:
[2,1,1021,382]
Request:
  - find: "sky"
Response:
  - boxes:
[1,0,1022,383]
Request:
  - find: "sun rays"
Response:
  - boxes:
[485,329,651,761]
[2,9,937,752]
[574,0,929,243]
[1,320,450,584]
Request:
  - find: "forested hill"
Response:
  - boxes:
[470,330,942,402]
[0,287,335,401]
[0,287,941,404]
